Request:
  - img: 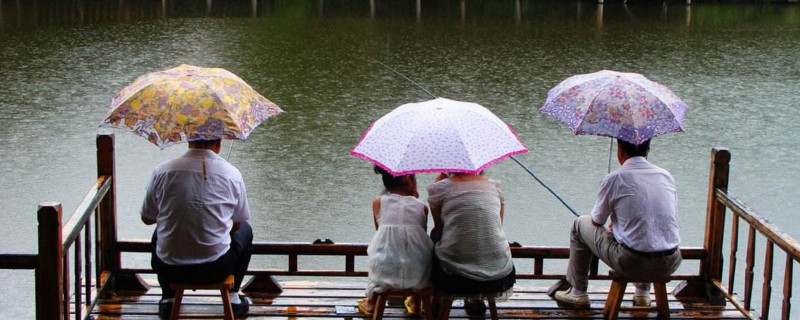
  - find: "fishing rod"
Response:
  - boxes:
[372,59,580,217]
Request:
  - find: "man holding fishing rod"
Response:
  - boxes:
[553,139,682,308]
[141,139,254,318]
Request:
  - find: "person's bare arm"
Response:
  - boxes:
[372,197,381,230]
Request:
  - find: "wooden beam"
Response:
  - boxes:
[36,202,64,320]
[701,148,730,281]
[97,134,120,274]
[0,254,37,269]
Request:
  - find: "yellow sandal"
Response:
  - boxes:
[404,297,421,316]
[357,298,373,317]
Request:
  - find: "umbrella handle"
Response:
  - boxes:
[509,156,580,217]
[608,138,614,173]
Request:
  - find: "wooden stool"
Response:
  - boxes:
[603,272,669,320]
[372,288,434,320]
[170,275,235,320]
[439,293,499,320]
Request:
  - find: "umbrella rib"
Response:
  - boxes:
[574,81,611,136]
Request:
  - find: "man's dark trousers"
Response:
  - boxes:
[151,222,254,299]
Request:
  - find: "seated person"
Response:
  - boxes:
[357,166,433,316]
[427,172,516,316]
[554,139,681,308]
[141,139,253,318]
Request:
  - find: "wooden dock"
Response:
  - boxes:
[4,135,799,319]
[94,278,747,319]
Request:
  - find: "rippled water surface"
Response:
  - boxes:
[1,0,799,318]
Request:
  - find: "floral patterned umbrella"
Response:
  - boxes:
[100,64,283,149]
[539,70,689,145]
[350,98,528,176]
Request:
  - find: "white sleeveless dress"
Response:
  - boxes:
[365,194,433,296]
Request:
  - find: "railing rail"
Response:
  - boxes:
[114,239,706,288]
[700,148,799,320]
[712,190,799,319]
[34,175,113,320]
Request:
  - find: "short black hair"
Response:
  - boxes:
[617,139,650,157]
[188,139,222,149]
[373,166,409,192]
[192,139,222,144]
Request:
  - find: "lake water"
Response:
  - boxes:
[1,0,798,318]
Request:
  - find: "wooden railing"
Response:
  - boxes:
[0,134,118,320]
[112,239,707,293]
[2,136,798,319]
[699,148,800,320]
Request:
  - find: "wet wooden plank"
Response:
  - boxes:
[91,302,746,318]
[92,280,748,319]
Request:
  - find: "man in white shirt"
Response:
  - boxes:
[141,139,253,318]
[554,139,681,308]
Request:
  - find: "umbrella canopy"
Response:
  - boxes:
[539,70,689,145]
[100,64,283,148]
[350,98,528,176]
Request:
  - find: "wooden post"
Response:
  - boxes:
[97,134,120,274]
[416,0,421,22]
[369,0,375,19]
[36,202,63,320]
[596,3,603,28]
[674,148,730,302]
[460,0,466,25]
[97,133,150,291]
[781,254,793,319]
[702,148,730,280]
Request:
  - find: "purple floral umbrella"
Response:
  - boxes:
[351,98,528,176]
[539,70,689,145]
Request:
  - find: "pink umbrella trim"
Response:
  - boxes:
[349,147,528,177]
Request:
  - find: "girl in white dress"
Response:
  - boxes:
[357,166,433,316]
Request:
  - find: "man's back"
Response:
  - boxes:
[141,148,250,265]
[592,156,679,252]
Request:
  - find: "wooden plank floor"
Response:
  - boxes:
[90,278,747,319]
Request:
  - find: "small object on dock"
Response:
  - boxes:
[334,305,357,314]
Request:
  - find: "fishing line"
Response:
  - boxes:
[373,59,438,99]
[226,140,235,161]
[372,59,580,217]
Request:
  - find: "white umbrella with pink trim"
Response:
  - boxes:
[350,98,528,176]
